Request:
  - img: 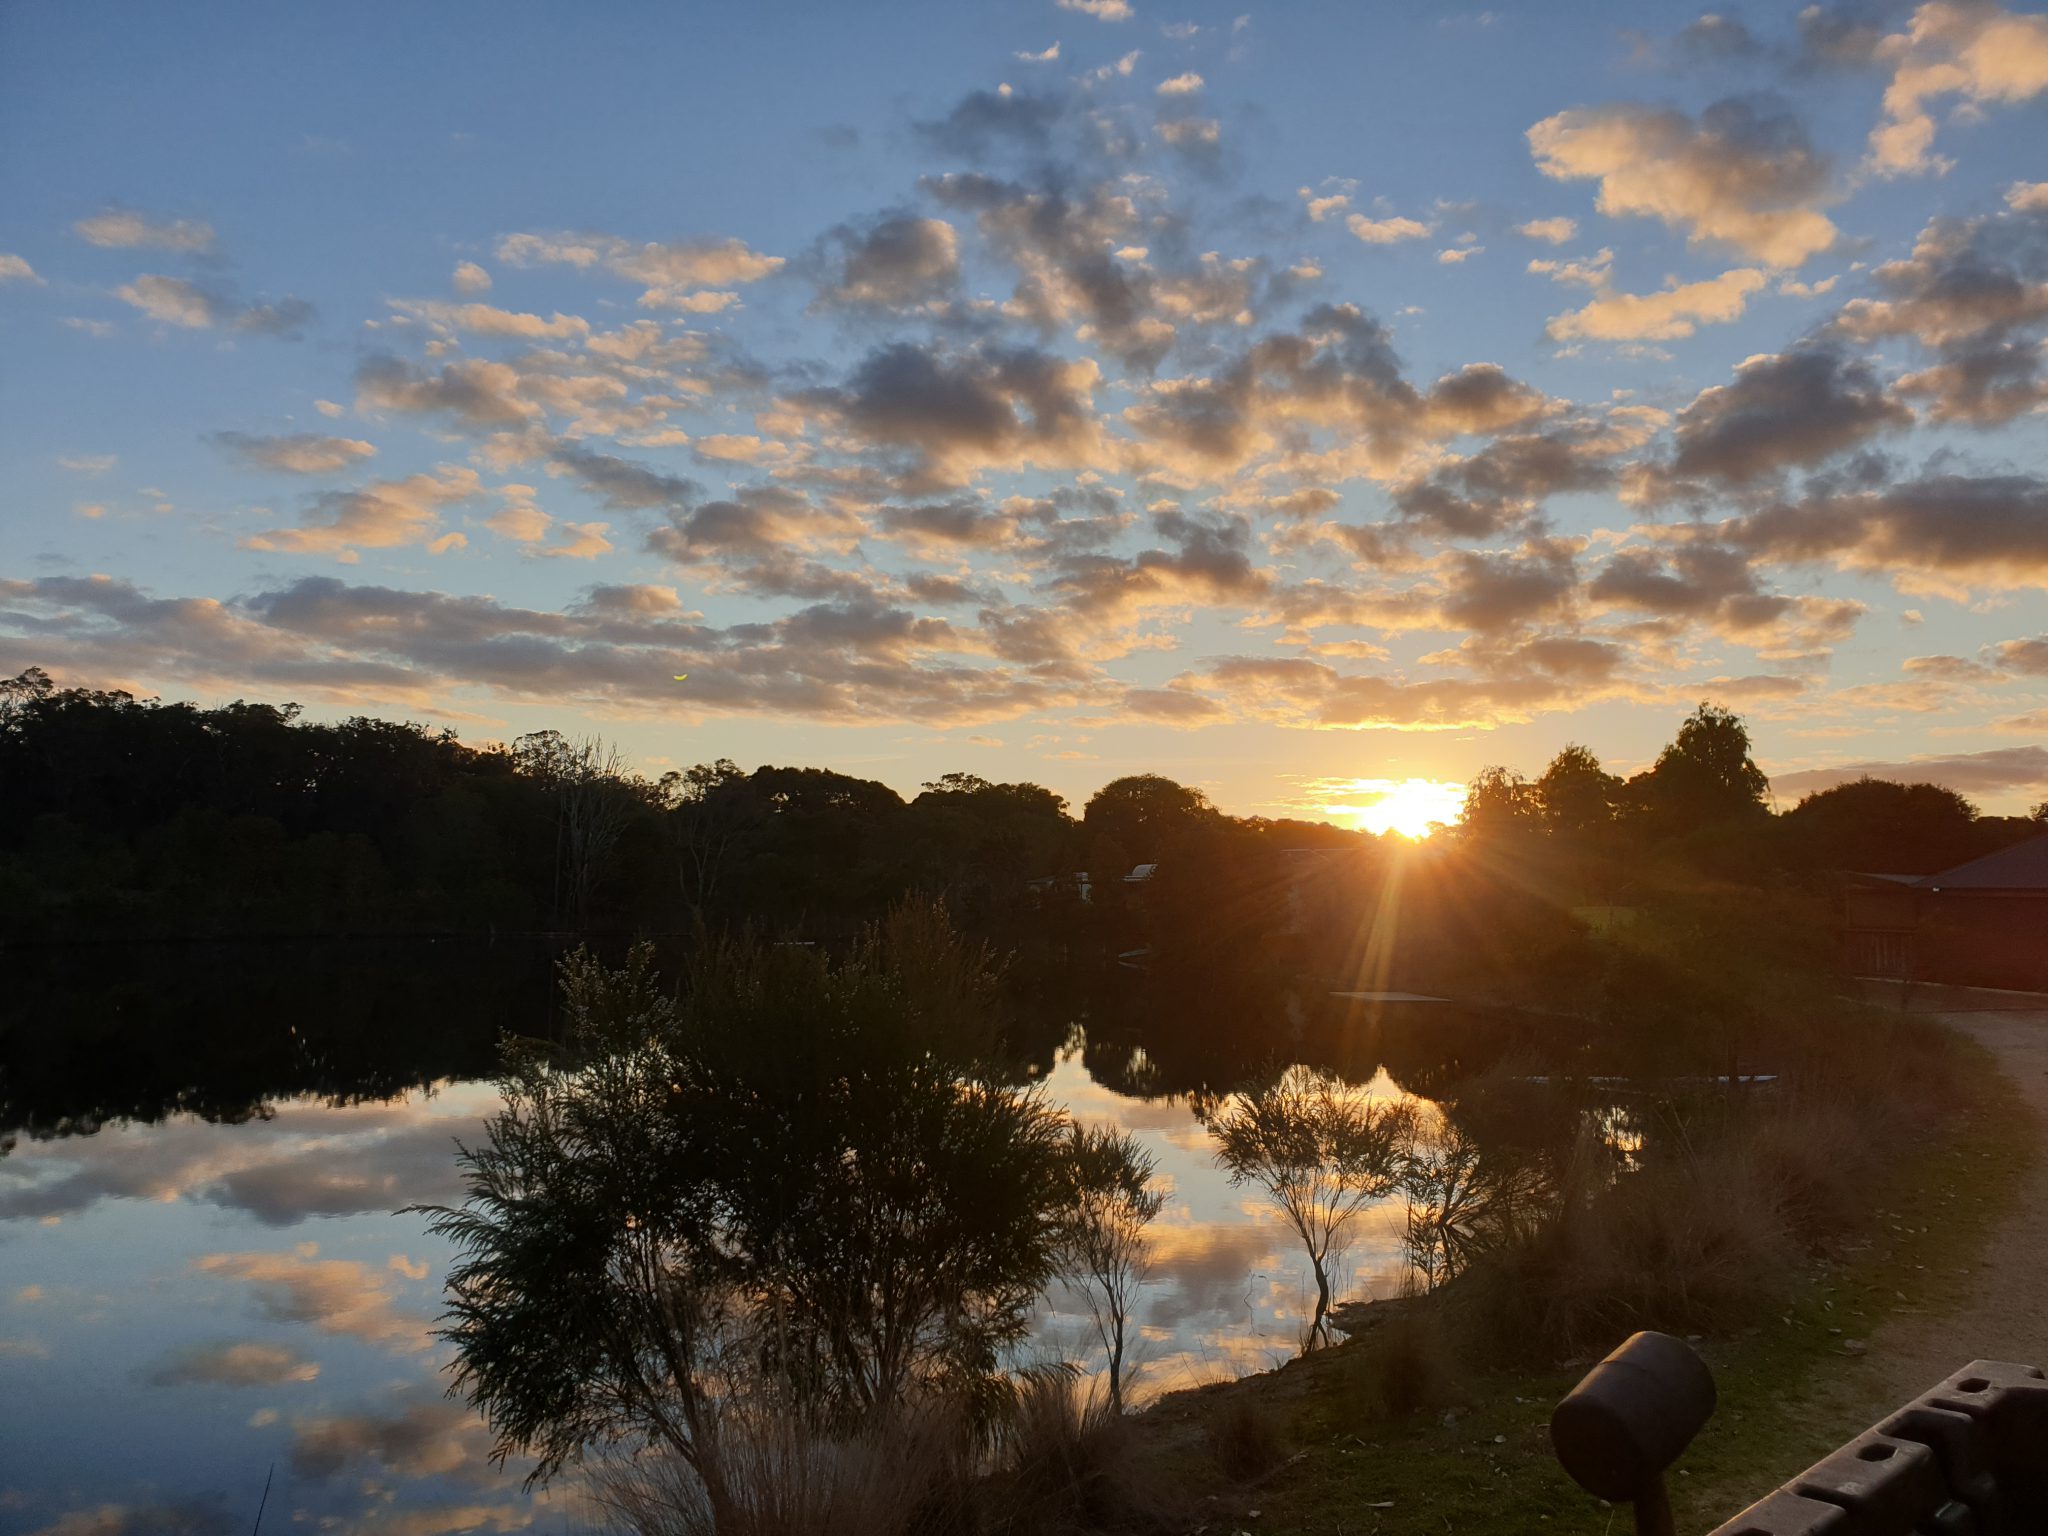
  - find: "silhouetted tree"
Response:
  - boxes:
[1082,774,1214,864]
[1056,1123,1161,1414]
[419,903,1152,1504]
[1535,745,1621,836]
[1210,1067,1416,1350]
[1783,777,1983,874]
[1633,702,1770,828]
[1460,766,1539,838]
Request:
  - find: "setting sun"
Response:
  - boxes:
[1313,777,1467,839]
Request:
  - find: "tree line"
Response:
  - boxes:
[3,667,2040,952]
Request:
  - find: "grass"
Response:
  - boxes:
[1121,1023,2037,1535]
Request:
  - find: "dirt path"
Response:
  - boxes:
[1850,1005,2048,1410]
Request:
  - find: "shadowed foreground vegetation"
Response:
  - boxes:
[405,884,2004,1535]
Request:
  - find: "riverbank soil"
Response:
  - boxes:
[1127,997,2042,1535]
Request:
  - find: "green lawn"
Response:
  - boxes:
[1127,1031,2036,1535]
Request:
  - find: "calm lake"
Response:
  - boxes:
[0,943,1563,1536]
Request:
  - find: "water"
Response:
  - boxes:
[0,947,1531,1535]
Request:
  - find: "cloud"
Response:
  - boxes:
[23,1503,231,1536]
[193,1245,431,1352]
[1130,653,1618,732]
[547,442,697,510]
[1676,12,1767,62]
[452,260,492,294]
[1154,115,1222,158]
[1834,203,2048,427]
[801,339,1103,489]
[1545,267,1766,341]
[1726,469,2048,591]
[1588,538,1866,654]
[495,229,782,308]
[1516,217,1577,244]
[115,274,315,336]
[815,213,961,310]
[388,298,590,340]
[0,253,43,284]
[0,571,1096,727]
[1016,40,1061,62]
[1300,188,1351,222]
[1058,0,1133,19]
[290,1399,495,1484]
[1528,96,1837,266]
[355,354,536,427]
[114,274,218,328]
[57,454,115,474]
[209,431,378,474]
[1389,413,1634,537]
[1773,746,2048,799]
[1157,71,1205,94]
[144,1340,320,1387]
[1347,214,1432,245]
[924,171,1185,369]
[1866,2,2048,176]
[915,87,1069,160]
[1659,345,1912,487]
[242,466,482,561]
[73,209,217,253]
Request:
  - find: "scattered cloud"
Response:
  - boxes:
[1546,266,1766,341]
[1866,2,2048,176]
[144,1340,320,1388]
[73,209,217,253]
[115,275,314,337]
[1529,96,1837,266]
[210,431,378,474]
[1347,214,1432,245]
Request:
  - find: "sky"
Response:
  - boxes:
[3,0,2048,823]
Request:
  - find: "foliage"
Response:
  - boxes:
[1534,745,1621,836]
[1210,1066,1416,1349]
[416,903,1157,1515]
[1459,766,1539,837]
[1782,775,1985,874]
[1056,1124,1163,1414]
[1636,701,1770,827]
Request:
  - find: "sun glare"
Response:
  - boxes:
[1316,777,1466,839]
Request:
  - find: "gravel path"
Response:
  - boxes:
[1852,1005,2048,1407]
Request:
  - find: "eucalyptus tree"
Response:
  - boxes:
[1210,1066,1416,1349]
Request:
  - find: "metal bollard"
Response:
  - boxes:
[1551,1331,1718,1536]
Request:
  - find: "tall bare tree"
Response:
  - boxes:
[557,736,631,930]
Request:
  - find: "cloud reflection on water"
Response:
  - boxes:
[0,1048,1427,1532]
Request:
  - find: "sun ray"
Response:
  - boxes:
[1313,778,1466,839]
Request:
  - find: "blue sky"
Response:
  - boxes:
[4,0,2048,819]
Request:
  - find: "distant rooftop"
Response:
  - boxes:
[1919,834,2048,893]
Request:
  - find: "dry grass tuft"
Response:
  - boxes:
[1203,1392,1287,1482]
[1361,1308,1463,1420]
